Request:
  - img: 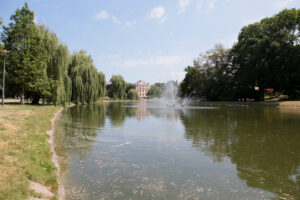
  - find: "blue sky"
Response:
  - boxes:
[1,0,299,84]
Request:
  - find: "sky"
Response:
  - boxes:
[1,0,300,84]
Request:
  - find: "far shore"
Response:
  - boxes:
[189,100,300,107]
[2,98,300,107]
[99,98,300,107]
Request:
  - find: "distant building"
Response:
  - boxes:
[135,80,150,97]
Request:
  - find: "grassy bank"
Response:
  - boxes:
[0,104,61,200]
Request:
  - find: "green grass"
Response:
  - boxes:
[0,104,61,200]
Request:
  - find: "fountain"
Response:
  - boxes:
[162,81,180,108]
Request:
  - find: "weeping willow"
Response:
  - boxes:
[69,50,105,104]
[39,25,72,105]
[98,72,106,99]
[108,75,126,100]
[37,26,105,105]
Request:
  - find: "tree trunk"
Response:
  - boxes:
[31,96,40,104]
[20,89,25,104]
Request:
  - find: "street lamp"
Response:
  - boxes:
[2,50,9,106]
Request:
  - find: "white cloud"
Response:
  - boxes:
[207,0,216,12]
[195,0,216,14]
[272,0,294,9]
[95,10,121,25]
[196,0,203,10]
[111,16,121,24]
[178,0,190,14]
[149,6,166,22]
[125,20,137,27]
[95,10,109,20]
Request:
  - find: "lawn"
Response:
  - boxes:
[0,104,61,200]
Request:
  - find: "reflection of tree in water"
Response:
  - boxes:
[65,104,106,141]
[179,107,300,199]
[105,102,136,127]
[54,103,106,173]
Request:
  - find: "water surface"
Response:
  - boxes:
[54,101,300,200]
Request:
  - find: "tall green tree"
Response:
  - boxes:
[68,50,101,104]
[125,83,136,94]
[180,44,233,100]
[147,84,162,97]
[1,3,49,104]
[39,25,72,105]
[107,75,126,99]
[127,89,139,100]
[97,72,106,99]
[232,9,300,99]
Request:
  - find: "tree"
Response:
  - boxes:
[232,9,300,99]
[147,84,162,97]
[68,50,102,104]
[39,25,72,105]
[97,72,106,99]
[180,44,234,100]
[127,89,139,100]
[107,75,126,99]
[125,83,135,94]
[1,3,49,104]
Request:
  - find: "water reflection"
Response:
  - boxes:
[179,107,300,200]
[106,102,136,127]
[54,102,300,200]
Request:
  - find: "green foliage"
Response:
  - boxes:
[97,72,106,99]
[232,8,300,99]
[0,4,106,105]
[39,25,71,105]
[180,8,300,100]
[69,50,103,104]
[2,3,49,103]
[127,88,139,100]
[125,83,136,94]
[147,84,162,97]
[107,75,126,100]
[180,44,234,100]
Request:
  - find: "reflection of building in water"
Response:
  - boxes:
[135,80,150,97]
[136,102,149,121]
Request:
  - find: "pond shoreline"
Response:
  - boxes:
[99,99,300,107]
[48,107,65,200]
[193,101,300,107]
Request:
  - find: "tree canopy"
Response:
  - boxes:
[232,8,300,99]
[107,75,126,100]
[1,3,106,105]
[180,8,300,100]
[68,50,105,104]
[147,84,162,98]
[180,44,233,100]
[2,3,49,104]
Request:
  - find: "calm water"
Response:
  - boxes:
[54,101,300,200]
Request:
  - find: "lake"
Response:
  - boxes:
[54,101,300,200]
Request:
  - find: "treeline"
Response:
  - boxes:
[147,83,164,98]
[0,3,105,105]
[106,75,139,100]
[180,8,300,101]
